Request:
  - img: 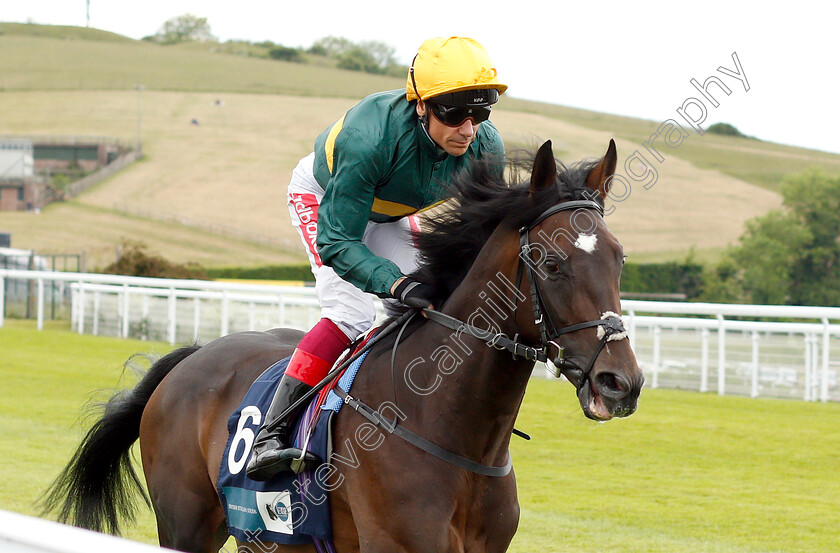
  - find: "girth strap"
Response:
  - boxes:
[331,386,513,478]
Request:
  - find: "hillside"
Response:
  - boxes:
[1,23,839,268]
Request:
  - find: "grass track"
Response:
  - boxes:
[2,322,838,551]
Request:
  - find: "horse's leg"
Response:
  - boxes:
[141,393,228,552]
[145,464,227,552]
[327,440,455,553]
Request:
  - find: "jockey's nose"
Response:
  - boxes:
[459,119,477,137]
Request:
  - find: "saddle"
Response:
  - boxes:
[216,332,376,546]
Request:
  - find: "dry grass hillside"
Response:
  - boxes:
[0,90,782,267]
[2,23,837,268]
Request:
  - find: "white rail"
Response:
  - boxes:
[0,509,173,553]
[2,270,838,402]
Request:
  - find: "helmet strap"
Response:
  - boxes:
[409,54,421,101]
[410,55,445,156]
[417,106,446,156]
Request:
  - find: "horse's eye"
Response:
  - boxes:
[622,255,628,265]
[545,259,561,273]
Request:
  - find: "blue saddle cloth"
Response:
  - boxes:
[217,357,335,547]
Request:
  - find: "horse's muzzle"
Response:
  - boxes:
[557,357,643,421]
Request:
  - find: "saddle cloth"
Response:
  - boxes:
[217,339,374,548]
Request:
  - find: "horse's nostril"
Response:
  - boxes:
[596,372,626,398]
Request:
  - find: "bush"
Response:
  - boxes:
[621,261,704,299]
[336,46,381,73]
[707,123,746,137]
[102,239,208,279]
[269,45,302,63]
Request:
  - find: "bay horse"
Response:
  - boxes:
[42,140,644,552]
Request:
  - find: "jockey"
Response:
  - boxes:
[247,36,507,481]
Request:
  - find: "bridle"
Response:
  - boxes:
[423,198,628,390]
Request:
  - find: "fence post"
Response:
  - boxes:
[700,328,709,392]
[193,298,201,343]
[121,284,130,339]
[628,310,636,352]
[821,318,830,402]
[141,295,150,341]
[167,288,177,345]
[78,282,86,334]
[810,335,819,402]
[751,331,760,398]
[0,275,5,328]
[652,326,661,388]
[92,291,100,336]
[717,314,726,396]
[804,334,812,402]
[36,279,44,330]
[221,291,229,337]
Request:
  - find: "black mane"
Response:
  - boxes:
[411,151,603,306]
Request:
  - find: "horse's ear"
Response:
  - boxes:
[530,140,557,196]
[585,139,618,199]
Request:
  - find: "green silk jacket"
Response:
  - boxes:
[312,89,504,297]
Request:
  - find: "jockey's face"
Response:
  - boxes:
[416,100,478,156]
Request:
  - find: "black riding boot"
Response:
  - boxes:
[246,375,320,481]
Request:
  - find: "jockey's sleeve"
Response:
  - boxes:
[316,127,404,298]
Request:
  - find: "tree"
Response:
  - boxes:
[154,14,216,44]
[723,170,840,305]
[309,36,404,76]
[358,40,399,74]
[707,122,747,137]
[337,46,381,73]
[309,36,353,57]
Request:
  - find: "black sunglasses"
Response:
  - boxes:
[428,102,492,127]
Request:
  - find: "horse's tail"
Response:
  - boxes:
[39,344,202,535]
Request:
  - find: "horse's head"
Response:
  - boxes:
[520,140,643,420]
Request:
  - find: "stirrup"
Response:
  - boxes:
[247,446,320,480]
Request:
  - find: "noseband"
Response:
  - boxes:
[424,199,627,390]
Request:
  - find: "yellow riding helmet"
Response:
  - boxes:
[406,36,507,104]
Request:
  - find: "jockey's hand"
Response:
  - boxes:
[392,277,435,310]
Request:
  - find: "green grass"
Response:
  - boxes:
[2,322,838,551]
[0,32,402,98]
[511,385,840,552]
[0,22,134,42]
[0,320,167,543]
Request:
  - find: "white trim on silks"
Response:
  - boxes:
[597,311,629,341]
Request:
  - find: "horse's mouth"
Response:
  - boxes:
[557,361,613,422]
[580,380,612,421]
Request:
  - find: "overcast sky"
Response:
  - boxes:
[6,0,840,154]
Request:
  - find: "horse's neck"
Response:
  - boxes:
[402,227,535,463]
